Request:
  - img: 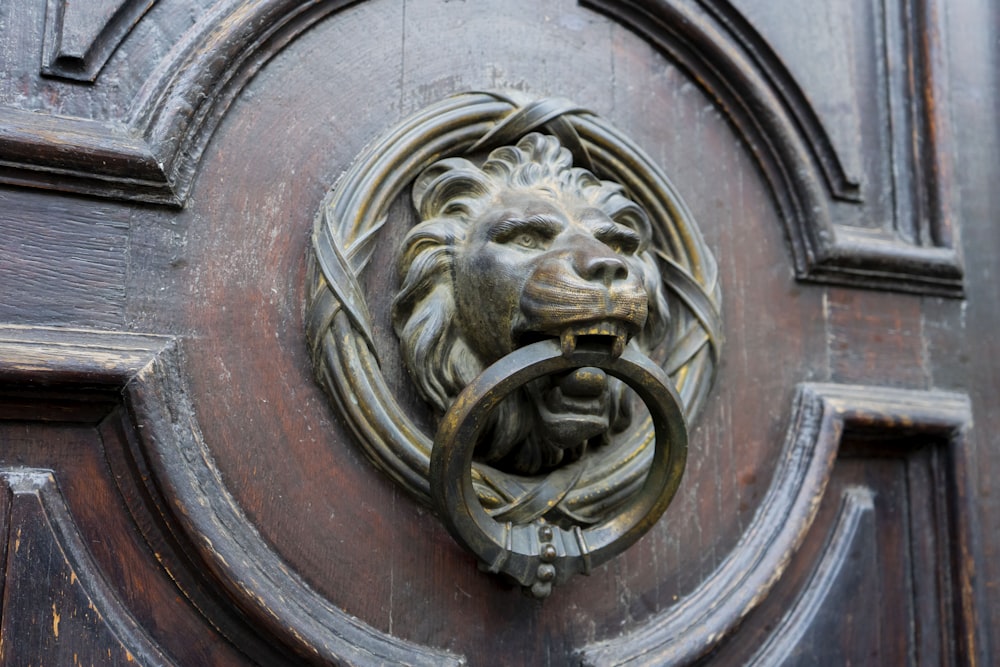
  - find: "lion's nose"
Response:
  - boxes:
[578,253,629,286]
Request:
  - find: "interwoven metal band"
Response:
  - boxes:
[306,91,721,519]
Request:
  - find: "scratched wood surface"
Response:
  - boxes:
[0,0,996,664]
[0,423,253,665]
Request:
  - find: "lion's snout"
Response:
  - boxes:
[517,268,650,343]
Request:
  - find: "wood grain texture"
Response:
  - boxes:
[14,340,971,666]
[584,0,964,296]
[0,469,172,665]
[0,325,169,385]
[0,110,176,204]
[0,329,256,664]
[0,421,254,665]
[98,406,303,667]
[41,0,157,82]
[937,0,1000,657]
[0,190,129,329]
[823,289,930,388]
[0,325,464,666]
[579,382,980,666]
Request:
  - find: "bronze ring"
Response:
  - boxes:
[430,339,688,596]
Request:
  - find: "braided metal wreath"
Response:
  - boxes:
[306,91,721,522]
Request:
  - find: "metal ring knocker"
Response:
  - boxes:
[430,338,688,598]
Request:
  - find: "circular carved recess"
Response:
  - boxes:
[306,90,721,524]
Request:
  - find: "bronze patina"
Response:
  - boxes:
[306,92,721,596]
[393,133,671,476]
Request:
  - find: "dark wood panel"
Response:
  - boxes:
[940,0,1000,656]
[0,189,128,329]
[0,0,995,664]
[824,289,930,388]
[0,468,171,665]
[701,441,970,666]
[0,422,251,665]
[41,0,156,82]
[745,486,880,666]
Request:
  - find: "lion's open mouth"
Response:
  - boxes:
[514,319,630,359]
[557,320,629,358]
[512,319,630,451]
[526,366,612,450]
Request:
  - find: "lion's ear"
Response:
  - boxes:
[412,158,492,219]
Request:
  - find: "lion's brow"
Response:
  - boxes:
[487,215,563,241]
[590,221,642,242]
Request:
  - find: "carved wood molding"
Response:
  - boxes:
[1,0,963,295]
[579,382,979,666]
[0,469,174,665]
[41,0,156,82]
[0,325,465,666]
[584,0,963,297]
[1,326,983,664]
[0,107,173,204]
[743,486,876,666]
[2,0,357,207]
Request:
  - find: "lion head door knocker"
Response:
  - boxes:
[307,92,722,598]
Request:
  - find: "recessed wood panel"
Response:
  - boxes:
[702,442,967,666]
[0,416,257,665]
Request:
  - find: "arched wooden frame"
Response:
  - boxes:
[0,326,981,665]
[1,0,962,296]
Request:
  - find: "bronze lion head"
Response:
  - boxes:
[392,133,670,474]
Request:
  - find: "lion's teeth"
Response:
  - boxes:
[560,332,577,357]
[611,334,625,359]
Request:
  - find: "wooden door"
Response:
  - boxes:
[0,1,995,664]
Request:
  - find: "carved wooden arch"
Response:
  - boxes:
[0,0,961,296]
[579,382,978,665]
[1,327,979,664]
[583,0,962,296]
[0,326,462,666]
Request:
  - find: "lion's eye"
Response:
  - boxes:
[513,232,542,249]
[601,236,637,255]
[490,216,561,250]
